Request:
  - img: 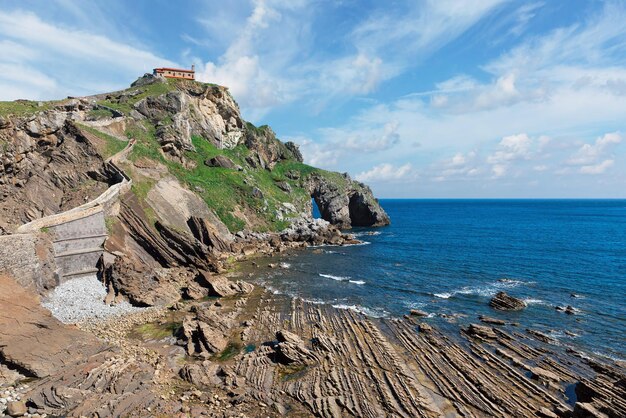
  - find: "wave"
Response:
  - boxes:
[351,231,381,237]
[319,274,365,285]
[433,278,534,300]
[523,298,545,305]
[331,303,388,318]
[279,262,291,269]
[320,273,350,281]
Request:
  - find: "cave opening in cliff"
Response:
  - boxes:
[311,197,322,219]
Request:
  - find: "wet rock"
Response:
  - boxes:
[418,323,433,333]
[479,315,506,325]
[489,292,527,311]
[466,324,498,339]
[409,309,428,317]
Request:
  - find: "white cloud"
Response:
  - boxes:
[580,159,614,175]
[355,163,415,182]
[568,132,622,166]
[0,9,175,100]
[487,133,532,165]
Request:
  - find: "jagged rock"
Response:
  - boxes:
[273,329,316,366]
[284,141,303,162]
[106,258,184,306]
[196,270,254,297]
[179,361,221,387]
[279,217,354,246]
[276,329,302,345]
[187,215,233,253]
[204,155,237,169]
[466,323,498,339]
[307,173,390,229]
[276,181,292,192]
[573,402,609,418]
[285,170,300,180]
[182,315,228,356]
[489,291,527,311]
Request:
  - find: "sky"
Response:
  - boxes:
[1,0,625,198]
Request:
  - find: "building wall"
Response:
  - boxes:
[155,69,195,80]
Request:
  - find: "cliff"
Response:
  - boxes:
[0,74,388,235]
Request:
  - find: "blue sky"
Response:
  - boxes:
[1,0,625,198]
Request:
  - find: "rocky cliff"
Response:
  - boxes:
[0,73,388,235]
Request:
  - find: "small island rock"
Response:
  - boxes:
[489,292,527,311]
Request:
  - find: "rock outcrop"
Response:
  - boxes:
[489,291,527,311]
[307,173,390,229]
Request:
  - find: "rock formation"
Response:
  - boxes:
[489,291,527,311]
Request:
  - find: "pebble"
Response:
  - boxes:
[41,275,143,323]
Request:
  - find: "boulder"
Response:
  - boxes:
[6,401,27,417]
[274,330,316,366]
[197,270,254,297]
[204,155,237,169]
[489,292,527,311]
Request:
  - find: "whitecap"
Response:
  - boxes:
[349,280,366,285]
[319,273,350,281]
[331,303,388,318]
[523,298,545,305]
[279,262,291,269]
[434,292,452,299]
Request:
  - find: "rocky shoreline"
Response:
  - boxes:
[2,251,626,417]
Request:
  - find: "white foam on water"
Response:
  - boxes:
[320,273,351,281]
[523,298,545,305]
[349,280,366,285]
[279,262,291,269]
[433,278,533,300]
[331,303,388,318]
[352,231,381,237]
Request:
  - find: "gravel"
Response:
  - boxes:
[42,275,143,324]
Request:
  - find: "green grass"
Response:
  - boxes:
[133,321,181,340]
[97,79,177,115]
[76,123,126,159]
[87,108,114,119]
[105,216,117,235]
[131,177,156,200]
[216,342,242,361]
[0,100,58,117]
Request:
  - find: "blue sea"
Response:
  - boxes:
[257,200,626,361]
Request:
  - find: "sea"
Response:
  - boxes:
[253,199,626,361]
